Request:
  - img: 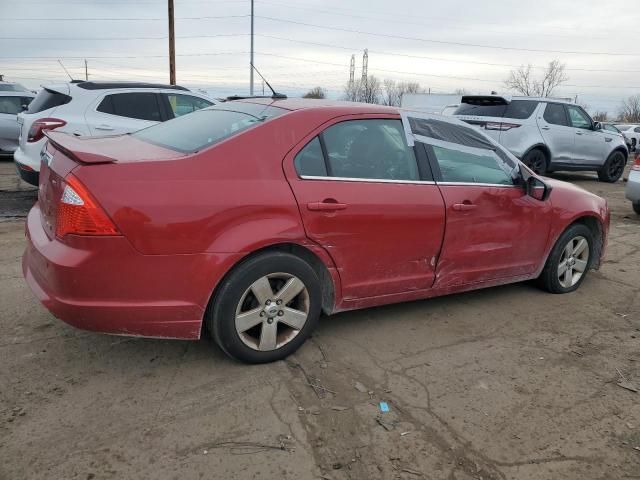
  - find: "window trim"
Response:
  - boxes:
[293,117,429,184]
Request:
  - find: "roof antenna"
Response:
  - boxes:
[57,60,75,81]
[250,63,286,99]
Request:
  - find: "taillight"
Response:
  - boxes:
[27,118,66,143]
[56,175,119,237]
[485,122,521,131]
[632,155,640,171]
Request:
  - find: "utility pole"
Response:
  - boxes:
[349,54,355,88]
[361,49,368,83]
[168,0,176,85]
[84,59,88,81]
[249,0,254,95]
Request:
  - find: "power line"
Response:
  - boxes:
[255,16,639,57]
[2,14,250,21]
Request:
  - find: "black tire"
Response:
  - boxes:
[598,151,626,183]
[522,148,548,175]
[207,251,322,364]
[537,223,594,294]
[633,202,640,215]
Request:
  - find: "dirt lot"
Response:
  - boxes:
[1,158,639,480]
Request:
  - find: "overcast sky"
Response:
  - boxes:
[1,0,638,113]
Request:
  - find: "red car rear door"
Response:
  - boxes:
[404,114,552,287]
[284,116,446,300]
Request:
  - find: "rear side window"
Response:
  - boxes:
[635,127,640,133]
[543,103,568,126]
[97,93,162,121]
[322,119,419,181]
[26,88,71,114]
[503,100,538,119]
[454,103,506,117]
[294,137,327,177]
[166,94,213,117]
[133,105,287,153]
[0,96,32,115]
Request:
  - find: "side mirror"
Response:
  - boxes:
[526,176,551,201]
[593,121,601,131]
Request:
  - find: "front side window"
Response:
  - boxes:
[567,106,592,129]
[166,94,213,117]
[97,93,162,121]
[431,145,513,185]
[543,103,568,126]
[321,119,419,181]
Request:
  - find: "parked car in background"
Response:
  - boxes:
[615,124,640,152]
[23,99,610,363]
[14,81,214,185]
[626,151,640,214]
[441,104,460,116]
[0,81,32,93]
[0,90,35,157]
[601,122,632,151]
[454,96,628,182]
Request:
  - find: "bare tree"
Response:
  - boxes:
[454,88,470,95]
[303,87,326,99]
[592,111,609,122]
[504,60,568,97]
[343,75,383,104]
[382,79,400,106]
[619,95,640,123]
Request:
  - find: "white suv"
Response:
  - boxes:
[14,81,214,185]
[454,96,629,182]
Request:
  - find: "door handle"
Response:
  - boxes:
[452,202,477,212]
[541,126,551,131]
[95,124,114,131]
[307,200,347,212]
[605,138,612,142]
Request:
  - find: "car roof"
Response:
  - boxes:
[235,97,399,114]
[74,81,189,91]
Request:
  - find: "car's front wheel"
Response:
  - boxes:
[597,151,626,183]
[207,251,322,363]
[538,224,594,294]
[522,148,548,175]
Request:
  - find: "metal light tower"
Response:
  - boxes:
[361,49,368,83]
[249,0,254,95]
[349,54,355,88]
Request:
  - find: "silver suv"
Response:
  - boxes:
[454,96,628,183]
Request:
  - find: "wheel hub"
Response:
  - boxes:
[264,303,279,318]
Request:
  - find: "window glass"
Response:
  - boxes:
[27,88,71,114]
[567,106,591,129]
[294,137,327,177]
[616,125,631,131]
[603,124,619,133]
[635,127,640,133]
[0,83,28,92]
[0,96,23,114]
[166,94,213,117]
[432,145,513,185]
[97,93,162,121]
[133,105,286,153]
[322,119,419,181]
[543,103,568,126]
[454,103,506,117]
[503,100,538,119]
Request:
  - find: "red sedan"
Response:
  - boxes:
[22,99,609,363]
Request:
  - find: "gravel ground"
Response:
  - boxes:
[1,157,639,480]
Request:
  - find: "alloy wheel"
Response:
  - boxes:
[526,151,546,174]
[235,273,310,351]
[557,235,589,288]
[607,154,625,180]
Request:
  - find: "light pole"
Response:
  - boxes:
[249,0,254,95]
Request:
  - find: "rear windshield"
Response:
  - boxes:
[26,88,72,114]
[454,100,538,119]
[0,83,29,92]
[133,102,288,153]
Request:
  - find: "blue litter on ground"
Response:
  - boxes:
[379,402,390,413]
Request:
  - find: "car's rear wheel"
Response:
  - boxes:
[597,151,626,183]
[633,202,640,215]
[522,148,548,175]
[208,251,322,364]
[537,224,593,294]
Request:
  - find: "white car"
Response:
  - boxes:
[14,81,214,185]
[626,152,640,214]
[615,124,640,152]
[0,87,35,157]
